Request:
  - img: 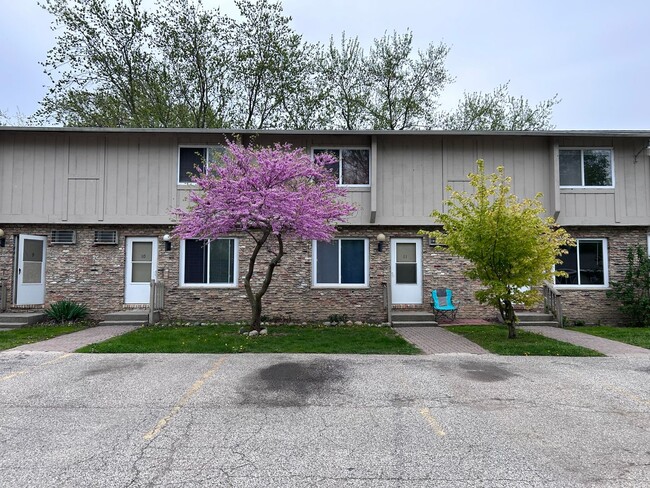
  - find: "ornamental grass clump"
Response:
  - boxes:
[45,300,89,323]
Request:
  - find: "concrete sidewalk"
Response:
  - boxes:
[5,325,140,353]
[521,326,650,358]
[395,326,489,355]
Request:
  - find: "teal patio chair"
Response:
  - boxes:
[431,288,459,322]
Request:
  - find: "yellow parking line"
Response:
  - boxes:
[0,370,29,382]
[144,357,227,441]
[419,407,446,437]
[0,353,74,382]
[43,353,74,365]
[605,384,650,406]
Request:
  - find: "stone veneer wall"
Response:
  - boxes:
[1,224,645,324]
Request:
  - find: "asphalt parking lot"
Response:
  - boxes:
[1,351,649,487]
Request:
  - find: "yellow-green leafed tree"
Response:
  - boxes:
[423,160,574,339]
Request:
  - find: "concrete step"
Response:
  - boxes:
[516,312,555,322]
[514,312,559,327]
[98,320,149,327]
[98,310,158,326]
[391,311,436,322]
[518,321,560,327]
[0,312,47,328]
[391,320,438,328]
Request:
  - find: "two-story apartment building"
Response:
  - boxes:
[1,127,649,324]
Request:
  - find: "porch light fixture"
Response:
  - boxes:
[376,233,386,252]
[0,229,5,248]
[633,139,650,163]
[163,234,172,251]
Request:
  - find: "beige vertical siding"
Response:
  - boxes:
[376,135,552,225]
[2,130,649,227]
[103,134,176,222]
[376,135,442,225]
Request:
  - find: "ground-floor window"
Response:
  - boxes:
[312,238,369,287]
[180,238,237,286]
[556,238,608,287]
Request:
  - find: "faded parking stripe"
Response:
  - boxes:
[0,353,74,382]
[144,357,227,441]
[419,407,446,436]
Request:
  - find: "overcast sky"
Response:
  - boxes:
[1,0,648,129]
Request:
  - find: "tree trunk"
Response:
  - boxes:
[243,231,285,332]
[250,297,263,331]
[498,298,518,339]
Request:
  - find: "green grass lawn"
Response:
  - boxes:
[0,324,87,351]
[446,325,604,356]
[76,324,422,354]
[566,326,650,350]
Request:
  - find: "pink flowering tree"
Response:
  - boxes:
[174,141,356,330]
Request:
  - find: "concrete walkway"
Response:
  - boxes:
[395,326,489,355]
[5,325,140,353]
[521,326,650,358]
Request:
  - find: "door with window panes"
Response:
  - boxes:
[391,238,423,304]
[125,237,158,303]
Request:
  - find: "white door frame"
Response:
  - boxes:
[125,237,158,304]
[390,238,423,304]
[15,234,47,306]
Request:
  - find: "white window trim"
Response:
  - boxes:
[555,238,609,289]
[312,238,370,288]
[559,147,615,189]
[179,238,239,288]
[177,145,224,185]
[311,147,371,187]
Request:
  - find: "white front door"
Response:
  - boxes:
[391,238,423,304]
[15,234,47,305]
[125,237,158,304]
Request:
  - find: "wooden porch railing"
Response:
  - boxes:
[0,282,7,312]
[382,282,392,325]
[149,279,165,324]
[543,281,563,327]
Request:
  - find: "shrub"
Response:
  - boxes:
[607,245,650,327]
[45,300,89,323]
[328,314,349,324]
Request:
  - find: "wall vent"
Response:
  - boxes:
[51,230,76,245]
[94,230,118,245]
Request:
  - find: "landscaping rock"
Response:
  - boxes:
[260,329,268,336]
[238,327,247,335]
[323,321,331,326]
[354,321,363,325]
[346,320,353,325]
[249,330,259,337]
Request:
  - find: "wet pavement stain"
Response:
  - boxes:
[239,360,347,407]
[81,361,145,377]
[459,360,515,382]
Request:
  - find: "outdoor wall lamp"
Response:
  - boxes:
[376,233,386,252]
[163,234,172,251]
[0,229,5,248]
[633,139,650,163]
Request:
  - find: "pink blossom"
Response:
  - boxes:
[173,141,356,241]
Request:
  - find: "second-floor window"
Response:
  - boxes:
[178,146,224,184]
[313,148,370,186]
[559,148,613,188]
